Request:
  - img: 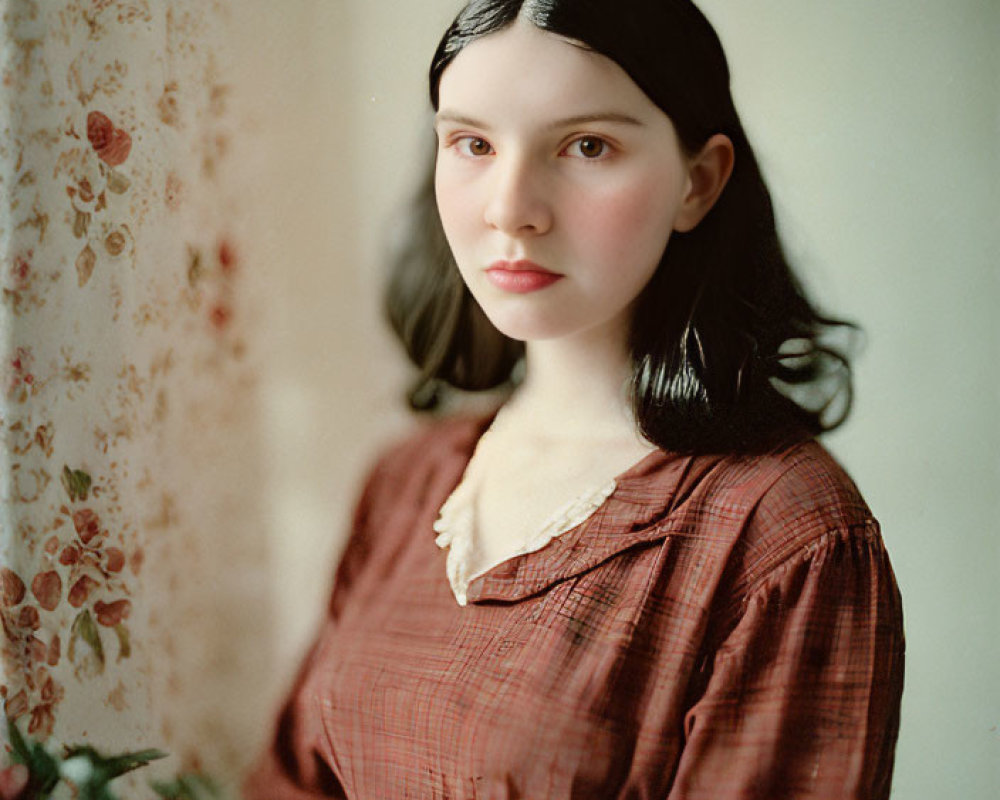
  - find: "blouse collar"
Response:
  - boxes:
[432,413,716,604]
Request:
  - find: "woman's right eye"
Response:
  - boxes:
[454,136,494,157]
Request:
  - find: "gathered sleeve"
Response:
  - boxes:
[667,502,905,800]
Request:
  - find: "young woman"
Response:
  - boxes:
[246,1,904,798]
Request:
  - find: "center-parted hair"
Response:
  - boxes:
[386,0,854,453]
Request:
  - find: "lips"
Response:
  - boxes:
[485,260,563,293]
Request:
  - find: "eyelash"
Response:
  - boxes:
[448,135,614,161]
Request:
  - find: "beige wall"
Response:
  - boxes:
[694,3,1000,797]
[241,1,999,796]
[229,0,455,707]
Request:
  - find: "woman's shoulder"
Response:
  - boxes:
[637,436,872,530]
[722,437,872,527]
[699,438,885,598]
[368,412,491,476]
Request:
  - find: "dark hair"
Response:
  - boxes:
[386,0,854,453]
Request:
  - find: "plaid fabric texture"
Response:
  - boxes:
[245,415,904,799]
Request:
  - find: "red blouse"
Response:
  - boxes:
[245,415,904,799]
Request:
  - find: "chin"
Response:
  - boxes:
[479,311,560,343]
[481,311,593,344]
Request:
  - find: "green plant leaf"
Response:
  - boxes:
[100,748,168,778]
[62,745,167,779]
[151,773,222,799]
[4,724,185,800]
[77,776,117,800]
[6,719,31,763]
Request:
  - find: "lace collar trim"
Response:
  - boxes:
[433,476,617,606]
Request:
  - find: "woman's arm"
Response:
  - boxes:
[668,518,905,799]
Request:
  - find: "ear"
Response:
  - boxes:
[673,134,735,233]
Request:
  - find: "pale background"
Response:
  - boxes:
[235,1,998,797]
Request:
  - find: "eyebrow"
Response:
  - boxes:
[434,110,645,130]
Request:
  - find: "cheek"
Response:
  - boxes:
[434,169,473,243]
[570,176,678,267]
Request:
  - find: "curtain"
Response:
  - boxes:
[1,1,275,792]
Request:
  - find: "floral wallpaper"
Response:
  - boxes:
[2,0,271,792]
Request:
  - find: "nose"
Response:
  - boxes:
[483,154,553,237]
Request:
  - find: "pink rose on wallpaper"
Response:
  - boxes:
[72,508,103,545]
[77,177,95,204]
[11,252,31,287]
[210,302,232,330]
[28,698,55,737]
[94,599,131,627]
[68,575,98,608]
[218,239,237,274]
[26,636,47,664]
[31,571,62,612]
[1,568,26,607]
[3,690,28,719]
[17,606,40,631]
[104,547,125,573]
[59,543,81,565]
[23,672,64,737]
[8,346,35,394]
[86,110,132,167]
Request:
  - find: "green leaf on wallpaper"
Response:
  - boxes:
[151,773,223,799]
[114,622,131,660]
[61,465,92,502]
[69,608,105,672]
[187,247,203,287]
[106,169,130,194]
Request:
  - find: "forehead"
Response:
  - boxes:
[436,21,662,126]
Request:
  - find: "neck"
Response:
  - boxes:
[503,319,642,442]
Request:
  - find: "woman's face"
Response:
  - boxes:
[434,21,697,346]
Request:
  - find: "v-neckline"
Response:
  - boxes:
[457,408,668,491]
[432,411,674,605]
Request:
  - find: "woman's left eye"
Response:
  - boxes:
[454,136,494,157]
[562,136,612,160]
